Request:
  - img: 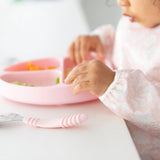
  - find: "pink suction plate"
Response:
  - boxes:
[0,57,97,105]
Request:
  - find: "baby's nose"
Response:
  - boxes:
[117,0,130,7]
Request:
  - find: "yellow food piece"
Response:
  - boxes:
[12,81,21,85]
[11,81,35,87]
[56,77,60,84]
[66,68,72,77]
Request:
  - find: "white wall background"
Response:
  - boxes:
[0,0,121,66]
[0,1,90,63]
[0,0,122,29]
[80,0,121,29]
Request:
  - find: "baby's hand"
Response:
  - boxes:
[68,35,105,64]
[64,60,115,97]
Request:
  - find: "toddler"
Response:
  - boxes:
[65,0,160,160]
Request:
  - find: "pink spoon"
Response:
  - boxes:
[0,113,88,129]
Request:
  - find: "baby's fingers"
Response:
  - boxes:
[81,40,89,61]
[65,70,85,84]
[96,44,105,60]
[68,42,75,62]
[75,40,82,64]
[64,63,88,84]
[72,81,90,94]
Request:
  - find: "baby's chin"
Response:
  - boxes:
[138,20,160,28]
[141,23,160,28]
[126,16,158,28]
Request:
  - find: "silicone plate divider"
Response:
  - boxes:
[0,57,97,105]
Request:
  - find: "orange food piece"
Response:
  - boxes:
[26,63,56,71]
[48,66,56,70]
[26,62,45,71]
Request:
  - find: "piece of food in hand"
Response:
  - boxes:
[66,68,72,77]
[56,77,60,84]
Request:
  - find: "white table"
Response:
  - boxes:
[0,96,140,160]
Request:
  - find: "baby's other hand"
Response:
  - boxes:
[64,60,115,97]
[68,35,105,64]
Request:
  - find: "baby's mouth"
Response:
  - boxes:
[123,13,136,22]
